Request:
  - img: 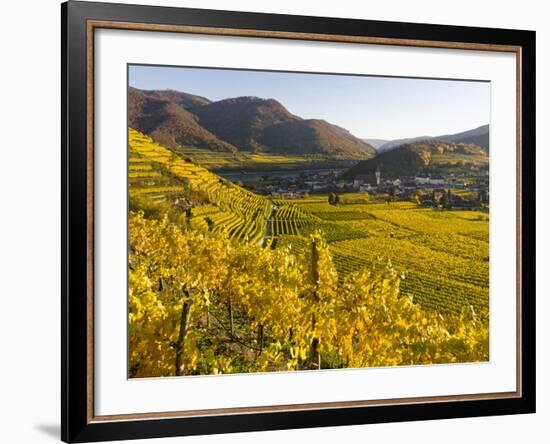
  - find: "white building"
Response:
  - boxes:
[430,175,445,185]
[414,175,445,186]
[359,184,374,192]
[414,176,431,185]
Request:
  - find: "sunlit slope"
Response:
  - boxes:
[129,129,271,243]
[278,199,489,315]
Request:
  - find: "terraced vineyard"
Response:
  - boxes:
[129,129,489,316]
[269,203,316,236]
[129,129,271,244]
[128,136,186,204]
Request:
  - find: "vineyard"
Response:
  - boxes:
[129,128,489,316]
[129,130,270,244]
[129,213,489,377]
[128,130,490,376]
[269,204,316,236]
[283,199,489,314]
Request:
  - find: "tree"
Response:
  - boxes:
[441,189,452,209]
[446,189,453,209]
[440,190,448,208]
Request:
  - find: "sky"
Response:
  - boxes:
[129,65,490,141]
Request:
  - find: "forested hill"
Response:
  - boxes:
[377,124,490,153]
[341,140,488,179]
[129,87,376,159]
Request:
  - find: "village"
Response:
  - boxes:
[240,164,489,210]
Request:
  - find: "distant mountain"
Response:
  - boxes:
[378,136,432,152]
[128,88,376,159]
[363,138,390,149]
[377,125,490,153]
[341,140,488,179]
[437,125,490,151]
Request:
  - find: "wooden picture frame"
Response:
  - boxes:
[62,1,536,442]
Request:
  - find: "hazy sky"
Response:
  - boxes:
[129,65,490,141]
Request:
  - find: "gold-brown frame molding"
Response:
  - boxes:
[85,19,523,424]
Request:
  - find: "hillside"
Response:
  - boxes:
[129,87,212,109]
[129,88,376,159]
[258,118,377,157]
[377,124,489,153]
[342,140,488,179]
[128,87,237,153]
[437,125,490,151]
[129,128,270,243]
[191,96,297,152]
[363,138,389,149]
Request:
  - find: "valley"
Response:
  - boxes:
[128,129,489,316]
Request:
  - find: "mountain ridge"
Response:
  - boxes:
[363,138,390,149]
[128,87,237,152]
[128,87,376,159]
[377,124,489,153]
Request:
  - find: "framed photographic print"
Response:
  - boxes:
[61,1,536,442]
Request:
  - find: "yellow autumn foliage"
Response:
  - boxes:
[129,212,488,378]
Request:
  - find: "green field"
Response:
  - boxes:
[129,129,489,316]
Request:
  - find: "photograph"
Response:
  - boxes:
[0,0,542,442]
[127,65,491,378]
[53,1,537,441]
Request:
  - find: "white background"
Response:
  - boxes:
[0,0,547,443]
